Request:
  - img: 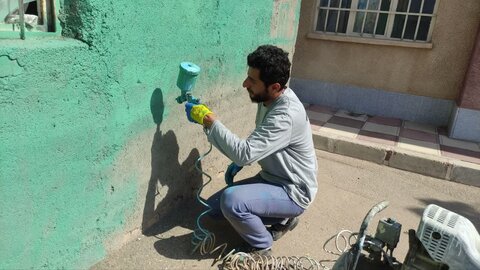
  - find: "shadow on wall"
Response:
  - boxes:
[408,198,480,229]
[142,88,204,236]
[144,89,244,260]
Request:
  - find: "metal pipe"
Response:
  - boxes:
[39,0,47,25]
[18,0,25,39]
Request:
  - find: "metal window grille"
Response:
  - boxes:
[314,0,438,42]
[0,0,56,39]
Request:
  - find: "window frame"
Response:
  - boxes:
[311,0,439,46]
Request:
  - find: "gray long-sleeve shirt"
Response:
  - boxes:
[205,88,318,209]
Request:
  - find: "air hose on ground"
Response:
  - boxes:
[190,144,366,270]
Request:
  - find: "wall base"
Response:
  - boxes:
[449,105,480,143]
[290,78,454,127]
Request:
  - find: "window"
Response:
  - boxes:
[314,0,438,43]
[1,0,57,38]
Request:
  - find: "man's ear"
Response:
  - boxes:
[269,83,282,93]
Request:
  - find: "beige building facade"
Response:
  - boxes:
[291,0,480,141]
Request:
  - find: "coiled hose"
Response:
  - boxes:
[191,144,363,270]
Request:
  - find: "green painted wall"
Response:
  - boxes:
[0,0,300,268]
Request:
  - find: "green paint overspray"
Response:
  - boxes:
[0,0,301,268]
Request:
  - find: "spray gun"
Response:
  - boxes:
[176,62,201,104]
[174,62,222,259]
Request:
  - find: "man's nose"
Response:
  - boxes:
[242,79,248,88]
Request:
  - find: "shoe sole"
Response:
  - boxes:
[272,217,300,241]
[286,217,299,233]
[289,217,299,231]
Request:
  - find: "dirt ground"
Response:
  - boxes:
[92,150,480,270]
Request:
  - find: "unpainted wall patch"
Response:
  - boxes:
[270,0,297,39]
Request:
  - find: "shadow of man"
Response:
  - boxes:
[412,198,480,229]
[142,88,243,261]
[142,88,203,236]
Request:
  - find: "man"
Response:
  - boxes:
[185,45,318,255]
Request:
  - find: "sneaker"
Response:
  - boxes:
[268,217,300,241]
[235,244,272,257]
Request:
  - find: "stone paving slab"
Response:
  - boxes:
[307,104,480,187]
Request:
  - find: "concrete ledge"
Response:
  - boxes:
[387,149,450,179]
[312,130,480,188]
[334,136,387,164]
[449,160,480,186]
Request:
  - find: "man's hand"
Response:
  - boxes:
[225,162,243,186]
[202,113,216,128]
[185,102,214,125]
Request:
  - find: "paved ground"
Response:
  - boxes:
[92,150,480,270]
[306,105,480,187]
[308,104,480,165]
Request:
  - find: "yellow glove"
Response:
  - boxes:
[185,103,213,125]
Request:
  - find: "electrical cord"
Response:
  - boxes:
[322,230,358,256]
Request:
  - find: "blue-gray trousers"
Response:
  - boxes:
[206,174,304,249]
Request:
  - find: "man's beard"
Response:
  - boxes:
[248,89,269,103]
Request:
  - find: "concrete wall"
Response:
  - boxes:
[292,0,480,100]
[0,0,300,268]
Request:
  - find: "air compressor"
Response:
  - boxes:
[332,201,480,270]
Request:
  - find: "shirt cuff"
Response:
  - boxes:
[203,120,219,136]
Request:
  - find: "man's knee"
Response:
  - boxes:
[220,186,245,218]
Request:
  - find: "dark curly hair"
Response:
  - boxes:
[247,45,291,89]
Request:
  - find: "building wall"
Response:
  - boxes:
[0,0,300,268]
[293,0,480,99]
[290,0,480,125]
